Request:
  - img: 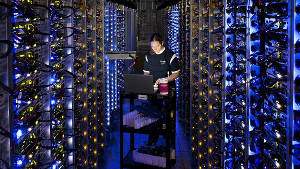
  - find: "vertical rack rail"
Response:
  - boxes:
[116,5,125,98]
[293,1,300,168]
[104,1,117,142]
[61,0,75,167]
[177,0,184,130]
[115,4,126,120]
[190,0,199,167]
[181,0,191,138]
[65,0,75,166]
[104,1,113,131]
[207,0,224,168]
[49,0,75,167]
[198,0,209,168]
[103,1,127,147]
[104,0,109,131]
[96,0,105,166]
[167,4,180,94]
[73,0,88,167]
[0,0,12,168]
[177,0,190,136]
[86,0,98,167]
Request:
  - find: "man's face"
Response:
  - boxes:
[150,41,164,54]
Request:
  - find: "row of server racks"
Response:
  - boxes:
[0,0,132,168]
[161,0,300,169]
[115,1,297,168]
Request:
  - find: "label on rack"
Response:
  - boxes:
[138,95,147,100]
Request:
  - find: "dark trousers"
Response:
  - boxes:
[147,88,176,149]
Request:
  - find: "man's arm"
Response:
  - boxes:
[167,71,179,82]
[155,71,179,84]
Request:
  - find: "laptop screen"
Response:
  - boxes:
[124,74,154,94]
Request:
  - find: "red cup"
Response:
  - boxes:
[159,78,168,95]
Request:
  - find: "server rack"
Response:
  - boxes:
[96,0,106,166]
[11,0,52,168]
[0,0,13,168]
[189,0,225,168]
[0,0,106,168]
[191,0,292,168]
[162,0,295,168]
[223,0,248,168]
[73,0,88,167]
[207,0,224,168]
[286,0,300,169]
[247,1,290,168]
[86,0,99,167]
[190,1,200,167]
[50,0,75,167]
[197,0,209,168]
[103,2,127,143]
[176,0,191,138]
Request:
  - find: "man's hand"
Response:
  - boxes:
[155,79,160,85]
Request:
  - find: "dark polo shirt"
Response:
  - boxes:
[143,47,180,87]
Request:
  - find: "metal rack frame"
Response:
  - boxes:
[0,0,13,168]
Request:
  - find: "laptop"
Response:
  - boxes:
[124,74,154,94]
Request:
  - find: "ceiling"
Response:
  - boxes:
[106,0,181,9]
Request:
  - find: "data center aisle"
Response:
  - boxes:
[102,106,192,169]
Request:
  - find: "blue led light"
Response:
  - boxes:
[15,74,21,79]
[168,6,180,99]
[51,100,56,105]
[52,164,57,169]
[16,129,22,139]
[17,159,23,166]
